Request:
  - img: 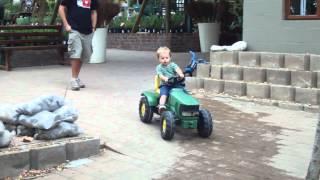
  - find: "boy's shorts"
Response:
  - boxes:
[67,30,93,63]
[160,85,173,96]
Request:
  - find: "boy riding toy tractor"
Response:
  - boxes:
[138,50,213,140]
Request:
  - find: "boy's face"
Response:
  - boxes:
[158,51,171,66]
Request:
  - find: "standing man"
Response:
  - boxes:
[58,0,97,91]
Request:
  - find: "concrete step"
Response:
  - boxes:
[187,77,320,106]
[210,51,320,72]
[197,64,318,88]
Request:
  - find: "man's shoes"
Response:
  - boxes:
[76,78,86,88]
[70,79,80,91]
[158,105,166,114]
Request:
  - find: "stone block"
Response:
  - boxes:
[266,69,291,85]
[66,138,100,161]
[303,105,319,113]
[270,85,294,101]
[196,63,211,78]
[185,77,204,90]
[222,66,243,80]
[243,67,266,83]
[291,71,316,88]
[0,150,29,179]
[310,54,320,71]
[246,83,270,99]
[204,79,224,93]
[224,81,246,96]
[284,54,310,70]
[278,102,304,111]
[295,87,319,105]
[238,52,260,67]
[210,65,222,79]
[30,144,67,169]
[210,51,238,65]
[260,52,284,68]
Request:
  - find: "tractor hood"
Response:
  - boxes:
[168,88,199,106]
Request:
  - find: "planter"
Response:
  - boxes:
[198,22,220,52]
[90,27,108,64]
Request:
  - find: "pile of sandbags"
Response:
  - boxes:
[0,95,82,148]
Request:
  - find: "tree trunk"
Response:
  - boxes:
[306,114,320,180]
[131,0,148,33]
[50,0,60,25]
[165,0,171,33]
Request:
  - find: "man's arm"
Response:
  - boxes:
[58,5,71,32]
[91,10,97,32]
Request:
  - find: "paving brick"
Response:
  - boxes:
[246,83,270,99]
[278,102,304,111]
[303,105,319,113]
[295,87,319,105]
[186,77,204,90]
[204,79,224,93]
[210,65,222,79]
[222,66,243,80]
[316,72,320,88]
[30,144,67,169]
[291,71,316,88]
[270,85,294,101]
[0,150,29,179]
[284,54,310,71]
[310,54,320,71]
[66,138,100,161]
[224,81,246,96]
[252,99,279,106]
[196,63,211,78]
[266,69,291,85]
[243,67,266,83]
[210,51,238,65]
[260,52,284,68]
[238,52,260,67]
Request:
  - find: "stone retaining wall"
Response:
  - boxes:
[188,51,320,112]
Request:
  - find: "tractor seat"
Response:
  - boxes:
[154,75,160,94]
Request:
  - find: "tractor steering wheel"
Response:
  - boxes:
[165,76,185,87]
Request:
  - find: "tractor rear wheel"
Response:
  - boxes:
[160,111,175,140]
[139,96,153,123]
[197,109,213,138]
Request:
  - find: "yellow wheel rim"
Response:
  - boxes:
[141,103,146,117]
[162,119,167,133]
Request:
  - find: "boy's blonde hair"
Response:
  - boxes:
[156,46,171,59]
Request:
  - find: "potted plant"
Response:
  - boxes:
[186,0,227,52]
[90,0,120,63]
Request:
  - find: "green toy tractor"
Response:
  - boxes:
[139,76,213,140]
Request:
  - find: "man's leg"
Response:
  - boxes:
[71,58,82,78]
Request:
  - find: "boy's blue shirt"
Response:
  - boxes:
[156,62,179,84]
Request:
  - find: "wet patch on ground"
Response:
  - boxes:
[159,98,301,180]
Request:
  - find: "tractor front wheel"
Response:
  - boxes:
[139,96,153,123]
[197,109,213,138]
[160,111,175,140]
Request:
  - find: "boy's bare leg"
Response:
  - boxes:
[71,58,82,78]
[159,95,167,106]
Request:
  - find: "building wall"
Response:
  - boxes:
[243,0,320,54]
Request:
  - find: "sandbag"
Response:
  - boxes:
[0,121,15,148]
[0,105,20,124]
[15,95,65,115]
[35,122,82,140]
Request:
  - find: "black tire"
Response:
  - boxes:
[160,111,175,140]
[139,96,153,123]
[197,109,213,138]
